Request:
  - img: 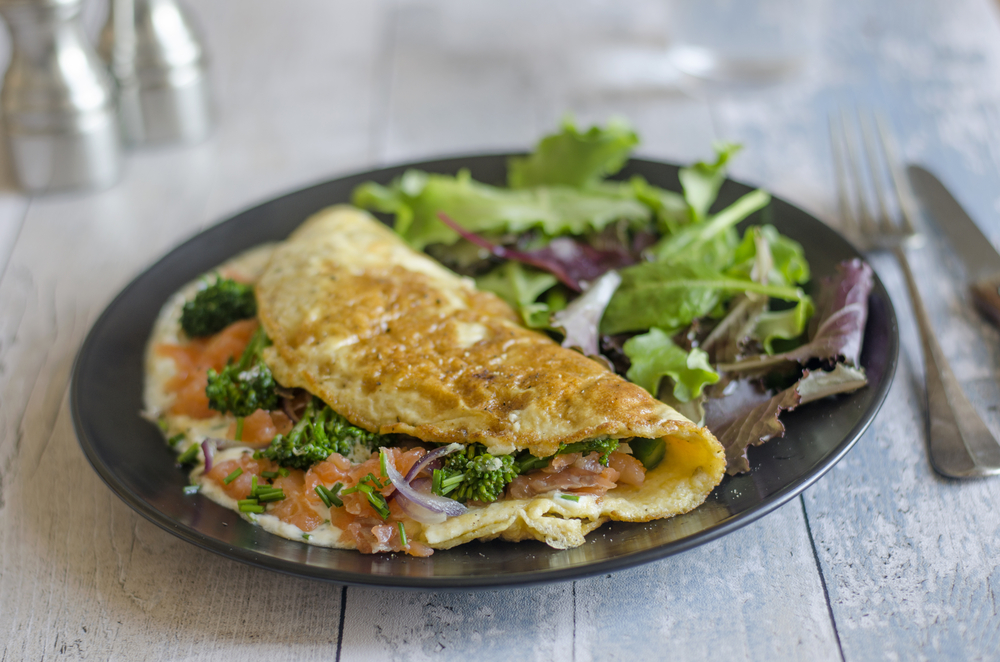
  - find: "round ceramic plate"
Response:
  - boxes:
[71,155,898,589]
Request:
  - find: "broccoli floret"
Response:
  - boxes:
[432,444,520,503]
[513,437,620,474]
[258,397,386,470]
[180,276,257,338]
[556,437,619,465]
[205,326,278,417]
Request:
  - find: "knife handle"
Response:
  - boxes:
[970,275,1000,329]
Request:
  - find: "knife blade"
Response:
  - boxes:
[906,164,1000,328]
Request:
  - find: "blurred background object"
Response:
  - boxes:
[0,0,122,193]
[667,0,821,82]
[98,0,212,146]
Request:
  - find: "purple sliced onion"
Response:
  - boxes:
[381,448,467,523]
[404,442,464,483]
[200,439,215,473]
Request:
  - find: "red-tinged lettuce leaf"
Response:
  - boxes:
[437,212,635,291]
[507,119,639,189]
[717,259,873,373]
[716,386,801,475]
[710,364,868,474]
[550,271,622,366]
[794,258,874,367]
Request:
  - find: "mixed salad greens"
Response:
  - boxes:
[353,119,874,475]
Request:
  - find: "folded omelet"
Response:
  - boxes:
[253,205,725,549]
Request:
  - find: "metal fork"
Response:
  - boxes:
[830,109,1000,478]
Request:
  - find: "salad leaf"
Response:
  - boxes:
[437,212,636,291]
[551,271,622,365]
[353,169,650,250]
[601,260,810,335]
[507,118,638,189]
[623,328,719,402]
[476,262,557,328]
[646,188,771,268]
[629,175,689,235]
[710,364,868,474]
[729,224,810,287]
[678,142,742,222]
[718,259,872,372]
[754,298,815,354]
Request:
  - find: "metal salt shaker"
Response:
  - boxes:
[0,0,123,193]
[98,0,212,146]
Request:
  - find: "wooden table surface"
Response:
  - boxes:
[2,0,1000,660]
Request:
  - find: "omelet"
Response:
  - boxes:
[145,206,725,554]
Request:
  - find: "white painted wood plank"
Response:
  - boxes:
[573,499,841,662]
[0,2,386,660]
[706,0,1000,658]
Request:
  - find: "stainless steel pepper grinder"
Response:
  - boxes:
[98,0,213,146]
[0,0,123,193]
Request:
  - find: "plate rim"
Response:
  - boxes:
[70,152,899,590]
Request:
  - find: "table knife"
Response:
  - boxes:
[906,164,1000,328]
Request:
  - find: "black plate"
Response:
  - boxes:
[71,155,898,589]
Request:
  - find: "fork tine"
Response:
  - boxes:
[859,110,895,233]
[873,110,920,237]
[839,109,879,238]
[829,114,861,245]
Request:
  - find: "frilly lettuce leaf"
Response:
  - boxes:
[507,118,638,189]
[475,262,558,328]
[623,327,719,402]
[353,169,650,250]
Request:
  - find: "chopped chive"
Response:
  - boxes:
[432,469,443,494]
[252,450,263,460]
[238,503,264,513]
[397,522,408,546]
[250,475,259,496]
[315,486,333,508]
[261,470,278,479]
[302,533,311,540]
[560,494,580,502]
[257,490,285,502]
[177,444,199,465]
[223,468,243,485]
[366,491,390,520]
[183,485,200,495]
[380,450,388,477]
[237,498,259,506]
[167,433,185,447]
[341,486,358,495]
[158,418,169,432]
[279,467,290,477]
[328,483,344,508]
[234,417,244,441]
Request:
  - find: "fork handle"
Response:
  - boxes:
[893,246,1000,477]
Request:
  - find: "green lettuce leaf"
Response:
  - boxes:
[352,169,650,250]
[602,260,810,335]
[624,328,720,402]
[754,299,816,354]
[507,119,638,189]
[646,188,771,269]
[678,142,742,222]
[729,224,810,287]
[476,262,558,328]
